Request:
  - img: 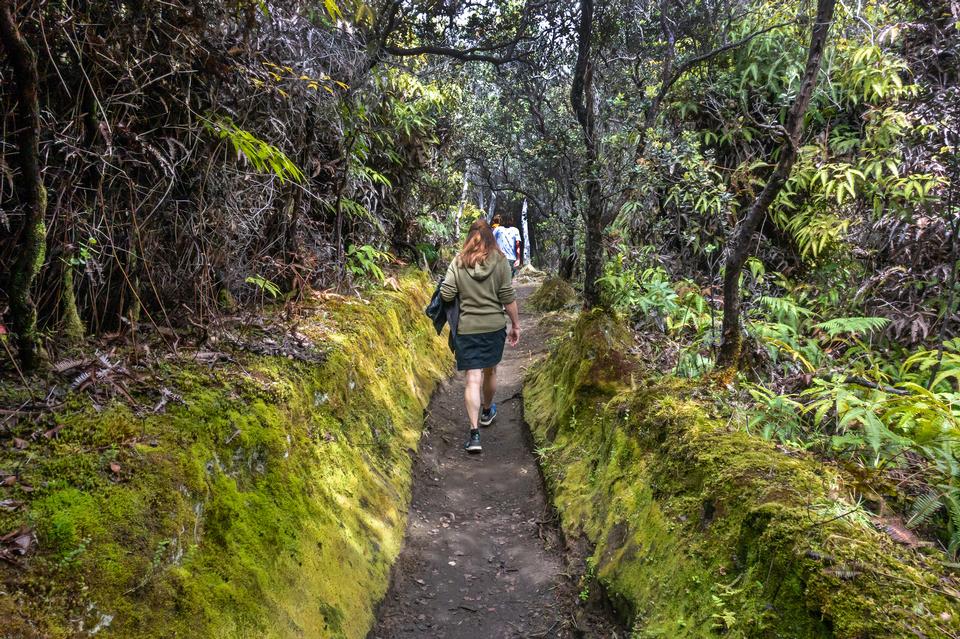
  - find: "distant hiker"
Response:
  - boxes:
[493,216,523,277]
[441,218,521,454]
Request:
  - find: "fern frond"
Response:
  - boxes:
[814,316,890,338]
[906,491,942,529]
[53,358,85,373]
[71,371,92,390]
[943,490,960,530]
[758,296,816,327]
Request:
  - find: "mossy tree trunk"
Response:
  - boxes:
[558,178,579,281]
[59,254,86,348]
[0,0,48,372]
[717,0,837,368]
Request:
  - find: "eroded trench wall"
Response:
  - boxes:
[524,310,960,638]
[0,273,451,639]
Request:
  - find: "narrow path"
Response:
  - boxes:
[371,284,621,639]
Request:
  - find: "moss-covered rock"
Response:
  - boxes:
[525,310,960,638]
[0,271,452,639]
[528,276,576,312]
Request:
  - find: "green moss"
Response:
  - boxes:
[59,261,86,347]
[0,271,452,639]
[31,488,103,560]
[218,287,238,311]
[528,276,577,311]
[525,311,960,638]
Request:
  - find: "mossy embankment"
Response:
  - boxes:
[527,276,576,312]
[0,272,451,639]
[525,310,960,638]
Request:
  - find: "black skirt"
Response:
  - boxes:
[455,328,507,371]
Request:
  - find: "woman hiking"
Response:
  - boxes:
[441,218,521,453]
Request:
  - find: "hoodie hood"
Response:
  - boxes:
[463,251,504,281]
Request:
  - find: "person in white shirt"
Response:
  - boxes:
[493,216,523,277]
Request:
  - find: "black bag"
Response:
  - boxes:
[423,271,460,353]
[425,281,447,335]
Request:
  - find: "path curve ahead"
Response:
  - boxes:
[370,283,621,639]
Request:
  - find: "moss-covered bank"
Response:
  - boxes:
[0,272,451,638]
[528,276,576,312]
[525,310,960,638]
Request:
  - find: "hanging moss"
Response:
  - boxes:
[525,311,960,638]
[528,276,577,312]
[0,271,451,639]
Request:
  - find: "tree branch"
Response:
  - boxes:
[570,0,594,140]
[637,19,796,156]
[382,42,524,65]
[665,20,795,95]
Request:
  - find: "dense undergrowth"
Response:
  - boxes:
[595,251,960,560]
[525,307,960,637]
[0,272,450,638]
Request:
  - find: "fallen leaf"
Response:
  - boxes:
[13,533,32,553]
[0,499,23,511]
[12,438,28,450]
[0,526,33,554]
[43,424,65,439]
[876,517,921,547]
[2,475,16,487]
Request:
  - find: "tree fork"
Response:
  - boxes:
[0,0,48,372]
[717,0,837,368]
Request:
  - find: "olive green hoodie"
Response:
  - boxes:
[440,251,516,335]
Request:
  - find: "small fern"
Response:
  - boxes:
[906,491,942,529]
[246,275,282,299]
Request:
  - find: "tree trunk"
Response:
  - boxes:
[926,211,960,389]
[454,160,470,239]
[717,0,837,368]
[559,223,577,280]
[582,174,603,305]
[0,1,47,372]
[520,198,531,264]
[570,0,603,307]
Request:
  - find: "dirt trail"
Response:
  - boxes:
[370,283,621,639]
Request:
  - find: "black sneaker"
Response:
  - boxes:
[464,430,482,453]
[479,403,497,427]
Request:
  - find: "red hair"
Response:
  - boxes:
[459,219,499,268]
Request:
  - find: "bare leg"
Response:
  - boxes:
[481,366,497,410]
[464,369,483,430]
